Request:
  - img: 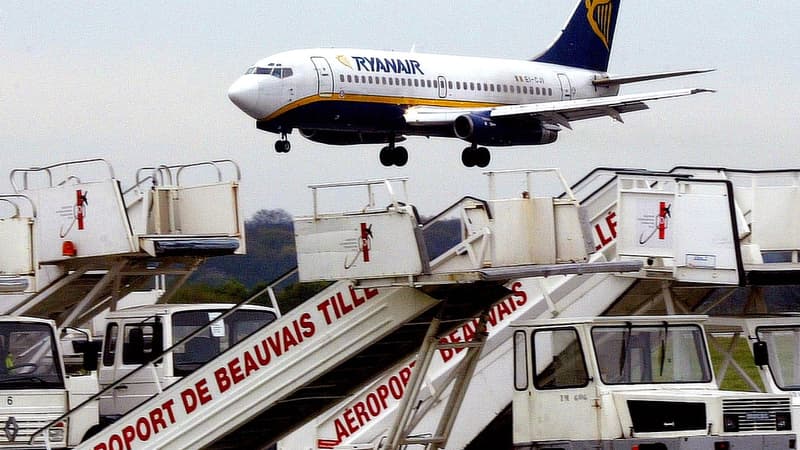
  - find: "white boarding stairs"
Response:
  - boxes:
[64,170,639,450]
[0,158,245,327]
[283,167,800,450]
[553,167,800,287]
[295,170,633,287]
[281,252,637,450]
[279,169,635,450]
[561,167,800,319]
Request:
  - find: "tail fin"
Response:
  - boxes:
[533,0,621,72]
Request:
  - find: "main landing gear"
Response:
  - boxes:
[461,144,491,168]
[379,135,408,167]
[274,133,291,153]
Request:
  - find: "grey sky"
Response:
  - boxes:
[2,1,799,218]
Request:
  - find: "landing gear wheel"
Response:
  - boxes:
[379,146,393,166]
[461,146,476,167]
[461,146,490,168]
[379,145,408,167]
[476,147,490,168]
[274,140,291,153]
[394,146,408,167]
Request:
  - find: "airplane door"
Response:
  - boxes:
[311,56,334,97]
[438,76,448,98]
[557,73,572,100]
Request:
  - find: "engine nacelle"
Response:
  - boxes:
[453,114,558,146]
[299,130,403,146]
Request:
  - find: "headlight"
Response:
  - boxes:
[723,414,739,432]
[776,412,792,431]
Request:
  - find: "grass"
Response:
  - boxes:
[708,334,766,392]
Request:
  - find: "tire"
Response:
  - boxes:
[395,147,408,166]
[476,147,490,168]
[461,147,476,167]
[379,146,393,166]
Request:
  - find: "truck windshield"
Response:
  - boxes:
[0,322,64,388]
[172,309,277,377]
[591,324,711,384]
[756,326,800,390]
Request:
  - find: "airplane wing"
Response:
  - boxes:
[404,88,713,131]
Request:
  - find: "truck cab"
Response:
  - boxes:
[0,316,98,448]
[707,314,800,435]
[98,304,278,422]
[512,315,796,449]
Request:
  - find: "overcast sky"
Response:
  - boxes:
[2,1,799,218]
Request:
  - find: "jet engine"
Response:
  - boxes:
[453,114,558,146]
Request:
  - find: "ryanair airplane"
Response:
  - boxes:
[228,0,711,167]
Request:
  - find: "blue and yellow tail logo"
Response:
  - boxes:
[586,0,613,50]
[533,0,620,71]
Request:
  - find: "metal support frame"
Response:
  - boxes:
[57,260,127,328]
[156,257,206,304]
[743,286,768,313]
[385,313,489,450]
[706,332,764,392]
[8,266,91,316]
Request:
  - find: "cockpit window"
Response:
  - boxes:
[245,63,293,79]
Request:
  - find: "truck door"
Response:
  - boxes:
[310,56,334,97]
[527,327,599,442]
[98,321,165,417]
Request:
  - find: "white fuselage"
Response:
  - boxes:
[228,48,618,135]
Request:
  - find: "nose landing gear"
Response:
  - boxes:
[461,144,490,168]
[274,133,291,153]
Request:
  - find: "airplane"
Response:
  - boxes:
[228,0,712,168]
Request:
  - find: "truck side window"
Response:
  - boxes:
[514,330,529,390]
[533,328,589,389]
[103,323,118,367]
[122,324,162,365]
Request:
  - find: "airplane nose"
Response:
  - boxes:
[228,77,263,119]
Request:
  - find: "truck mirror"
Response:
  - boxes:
[152,324,164,357]
[80,340,101,372]
[753,341,768,367]
[151,323,164,366]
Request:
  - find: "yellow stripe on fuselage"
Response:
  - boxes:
[261,93,503,122]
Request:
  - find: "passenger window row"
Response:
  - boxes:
[338,74,553,97]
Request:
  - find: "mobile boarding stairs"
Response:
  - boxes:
[281,166,800,450]
[60,169,639,450]
[0,158,246,327]
[48,166,800,450]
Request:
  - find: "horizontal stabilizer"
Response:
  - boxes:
[593,69,715,87]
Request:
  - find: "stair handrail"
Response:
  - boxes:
[10,158,115,192]
[0,194,37,219]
